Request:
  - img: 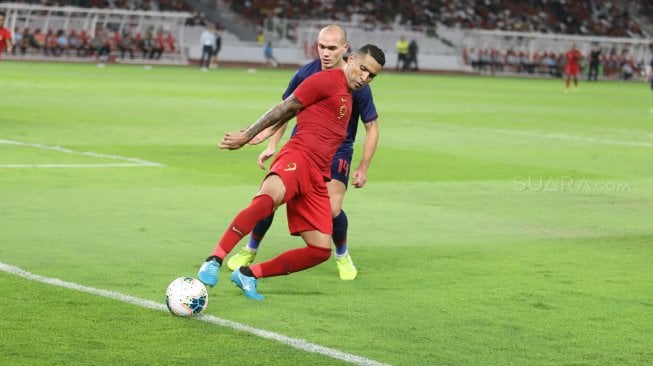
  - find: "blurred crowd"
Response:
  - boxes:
[10,26,177,60]
[6,0,206,26]
[227,0,651,38]
[8,0,189,12]
[7,1,651,39]
[463,46,646,79]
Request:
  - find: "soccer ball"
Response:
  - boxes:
[165,277,208,317]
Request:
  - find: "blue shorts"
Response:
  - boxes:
[330,149,353,187]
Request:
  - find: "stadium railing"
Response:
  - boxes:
[1,2,191,64]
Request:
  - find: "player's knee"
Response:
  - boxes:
[306,244,331,264]
[259,174,286,205]
[329,194,345,218]
[252,194,276,214]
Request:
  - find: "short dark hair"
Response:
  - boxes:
[357,44,386,67]
[0,11,5,17]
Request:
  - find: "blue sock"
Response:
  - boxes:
[247,214,275,250]
[332,210,348,256]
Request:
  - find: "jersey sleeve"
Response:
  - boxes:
[292,71,331,108]
[355,85,378,123]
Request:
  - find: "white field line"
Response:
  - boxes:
[486,128,653,148]
[0,262,390,366]
[411,122,653,149]
[0,139,163,168]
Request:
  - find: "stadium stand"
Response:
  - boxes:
[462,43,648,80]
[4,0,191,13]
[220,0,652,78]
[227,0,652,38]
[1,1,193,63]
[1,0,651,76]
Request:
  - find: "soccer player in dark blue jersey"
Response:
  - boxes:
[227,25,380,280]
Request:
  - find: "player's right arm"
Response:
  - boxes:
[252,67,305,167]
[219,95,302,150]
[248,120,287,145]
[229,67,324,151]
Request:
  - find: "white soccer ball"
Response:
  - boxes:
[165,277,208,317]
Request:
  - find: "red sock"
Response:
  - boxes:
[250,244,331,278]
[211,195,275,259]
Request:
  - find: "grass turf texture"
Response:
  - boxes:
[0,61,651,365]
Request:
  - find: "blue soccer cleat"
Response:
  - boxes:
[197,257,220,287]
[230,267,264,300]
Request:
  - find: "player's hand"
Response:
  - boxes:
[351,168,367,188]
[218,131,249,150]
[257,146,276,170]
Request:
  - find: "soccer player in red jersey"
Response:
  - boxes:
[197,45,385,300]
[565,44,582,93]
[0,12,14,60]
[228,25,379,281]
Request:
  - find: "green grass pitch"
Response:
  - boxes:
[0,61,651,365]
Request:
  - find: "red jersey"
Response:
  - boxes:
[282,68,352,178]
[0,27,12,56]
[565,49,582,68]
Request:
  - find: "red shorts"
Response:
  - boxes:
[268,149,332,236]
[566,65,579,76]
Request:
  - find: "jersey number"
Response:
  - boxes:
[337,159,350,176]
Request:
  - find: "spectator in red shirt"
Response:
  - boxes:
[162,31,176,53]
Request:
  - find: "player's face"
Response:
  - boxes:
[345,52,383,91]
[0,15,5,27]
[317,31,348,70]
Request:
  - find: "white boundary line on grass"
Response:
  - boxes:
[487,128,653,148]
[0,139,163,168]
[415,122,653,149]
[0,262,390,366]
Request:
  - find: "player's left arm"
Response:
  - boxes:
[351,119,378,188]
[219,94,302,150]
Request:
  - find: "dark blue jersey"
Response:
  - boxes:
[283,59,378,155]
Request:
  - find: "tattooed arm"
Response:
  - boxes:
[218,94,302,150]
